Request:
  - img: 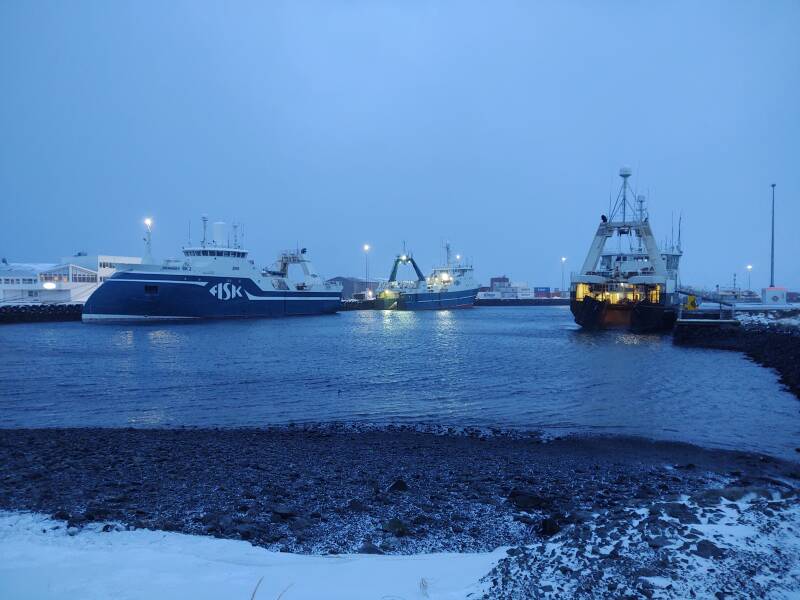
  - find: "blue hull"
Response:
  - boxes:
[395,288,478,311]
[82,273,341,322]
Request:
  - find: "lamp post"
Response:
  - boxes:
[143,218,154,263]
[363,244,370,298]
[561,257,567,297]
[770,183,776,287]
[746,264,752,291]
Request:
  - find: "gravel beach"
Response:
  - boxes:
[1,427,798,598]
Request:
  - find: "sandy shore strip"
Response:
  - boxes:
[1,428,798,598]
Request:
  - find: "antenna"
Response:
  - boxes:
[671,212,674,250]
[620,166,631,222]
[233,224,239,249]
[201,215,208,247]
[188,219,192,245]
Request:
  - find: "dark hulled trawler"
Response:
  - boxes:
[570,167,682,332]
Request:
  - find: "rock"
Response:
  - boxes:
[388,479,409,493]
[662,502,701,525]
[383,518,410,537]
[694,540,726,560]
[648,536,671,549]
[539,516,561,537]
[101,524,114,533]
[508,489,552,511]
[347,499,367,512]
[235,524,258,540]
[52,510,70,521]
[357,541,384,554]
[271,505,297,519]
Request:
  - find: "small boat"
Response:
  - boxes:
[375,244,479,310]
[82,217,341,322]
[570,167,682,332]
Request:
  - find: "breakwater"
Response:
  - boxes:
[0,303,83,324]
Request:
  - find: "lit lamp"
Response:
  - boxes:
[143,217,154,263]
[561,257,567,297]
[746,264,753,292]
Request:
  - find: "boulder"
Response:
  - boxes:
[508,489,552,511]
[694,539,726,560]
[539,516,561,537]
[388,479,409,493]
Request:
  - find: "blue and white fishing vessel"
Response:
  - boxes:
[375,243,479,310]
[82,217,342,322]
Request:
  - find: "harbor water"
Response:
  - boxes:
[1,306,798,459]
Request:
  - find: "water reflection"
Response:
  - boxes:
[0,309,798,459]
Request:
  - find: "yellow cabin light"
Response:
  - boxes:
[43,282,56,290]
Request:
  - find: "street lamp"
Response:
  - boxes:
[746,264,753,291]
[143,218,154,263]
[363,244,370,298]
[560,257,567,296]
[770,183,776,287]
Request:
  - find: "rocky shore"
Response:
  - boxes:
[674,319,800,398]
[1,427,798,598]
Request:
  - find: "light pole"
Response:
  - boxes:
[363,244,370,298]
[143,218,154,263]
[560,257,567,296]
[770,183,776,287]
[746,264,752,291]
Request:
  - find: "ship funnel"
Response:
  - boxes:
[212,221,227,246]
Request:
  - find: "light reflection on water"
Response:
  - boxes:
[0,306,798,459]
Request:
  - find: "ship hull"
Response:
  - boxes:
[378,287,479,311]
[571,297,676,332]
[82,273,341,322]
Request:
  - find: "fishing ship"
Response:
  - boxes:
[570,167,682,331]
[375,244,479,310]
[82,217,341,322]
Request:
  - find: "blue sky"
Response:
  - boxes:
[2,1,798,289]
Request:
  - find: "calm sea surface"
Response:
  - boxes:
[1,307,798,459]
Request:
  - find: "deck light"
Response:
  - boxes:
[144,218,153,230]
[43,282,56,290]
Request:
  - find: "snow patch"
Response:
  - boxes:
[0,511,506,600]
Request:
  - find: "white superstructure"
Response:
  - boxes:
[0,254,141,305]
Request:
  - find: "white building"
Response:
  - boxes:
[0,254,141,305]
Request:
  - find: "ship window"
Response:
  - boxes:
[144,285,159,296]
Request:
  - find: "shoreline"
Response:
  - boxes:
[2,428,798,597]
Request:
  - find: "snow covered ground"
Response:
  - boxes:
[0,511,505,600]
[737,310,800,328]
[486,490,800,598]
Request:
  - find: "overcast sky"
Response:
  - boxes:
[2,1,798,290]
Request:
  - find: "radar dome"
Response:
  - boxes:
[619,166,632,178]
